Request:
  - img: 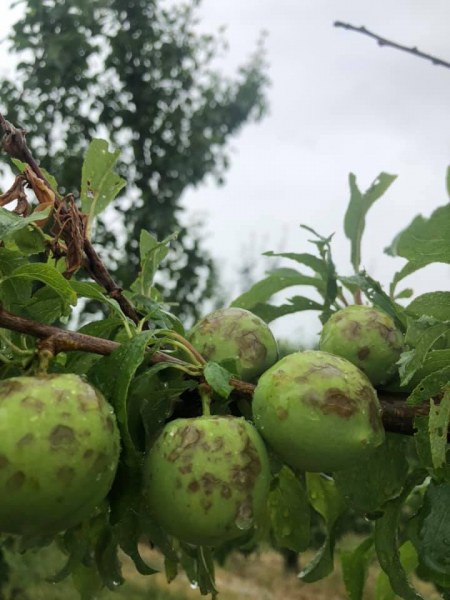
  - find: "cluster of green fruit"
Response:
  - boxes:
[0,303,403,549]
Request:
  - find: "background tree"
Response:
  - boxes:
[0,0,268,321]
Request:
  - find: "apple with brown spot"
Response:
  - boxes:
[0,374,120,536]
[144,415,271,546]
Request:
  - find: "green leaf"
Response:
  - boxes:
[2,263,77,314]
[339,272,406,331]
[0,206,51,241]
[71,563,103,600]
[341,536,374,600]
[300,473,346,582]
[70,280,126,319]
[386,204,450,288]
[428,389,450,469]
[231,267,323,311]
[344,172,397,272]
[374,471,427,600]
[94,524,124,590]
[407,292,450,322]
[128,366,193,451]
[203,362,233,399]
[247,295,322,324]
[334,434,410,515]
[263,251,328,277]
[417,480,450,576]
[130,230,177,298]
[88,331,155,464]
[268,466,310,553]
[407,364,450,406]
[376,541,418,600]
[11,224,46,255]
[400,319,450,385]
[26,286,68,324]
[80,139,126,229]
[196,546,218,598]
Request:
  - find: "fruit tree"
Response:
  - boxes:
[0,114,449,599]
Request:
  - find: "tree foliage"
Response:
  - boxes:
[0,0,268,320]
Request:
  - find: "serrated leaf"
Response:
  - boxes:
[80,139,126,231]
[374,471,427,600]
[400,320,450,385]
[386,204,450,289]
[231,267,323,311]
[428,389,450,469]
[247,295,322,324]
[407,365,450,406]
[417,480,450,576]
[375,541,418,600]
[300,473,346,582]
[407,292,450,322]
[88,331,155,464]
[70,280,126,319]
[341,536,374,600]
[334,434,410,515]
[268,466,310,552]
[339,272,406,331]
[263,251,327,276]
[344,172,397,272]
[2,263,77,314]
[130,230,177,298]
[71,563,103,600]
[203,362,233,398]
[0,206,51,241]
[26,286,67,323]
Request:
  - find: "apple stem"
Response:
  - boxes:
[199,383,212,416]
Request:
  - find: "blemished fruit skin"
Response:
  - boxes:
[0,374,120,536]
[188,307,278,382]
[144,416,271,546]
[319,305,404,386]
[252,351,385,473]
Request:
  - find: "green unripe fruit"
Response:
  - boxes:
[188,307,278,382]
[0,374,120,536]
[252,351,384,473]
[319,305,404,385]
[144,416,271,546]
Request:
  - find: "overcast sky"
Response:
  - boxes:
[1,1,449,344]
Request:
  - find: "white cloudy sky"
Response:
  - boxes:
[1,1,449,344]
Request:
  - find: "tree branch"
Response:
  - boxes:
[334,21,450,70]
[0,305,435,438]
[0,114,142,325]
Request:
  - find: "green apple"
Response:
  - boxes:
[188,307,278,381]
[319,305,404,385]
[252,351,385,472]
[144,415,271,546]
[0,374,120,536]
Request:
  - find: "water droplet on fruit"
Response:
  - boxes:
[235,501,253,530]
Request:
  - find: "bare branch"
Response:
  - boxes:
[334,21,450,70]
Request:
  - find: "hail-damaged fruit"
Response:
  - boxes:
[144,415,271,546]
[188,307,278,382]
[319,305,404,386]
[0,374,120,536]
[252,351,385,473]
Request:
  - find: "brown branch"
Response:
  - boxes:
[0,306,436,438]
[0,114,142,326]
[0,306,184,367]
[334,21,450,71]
